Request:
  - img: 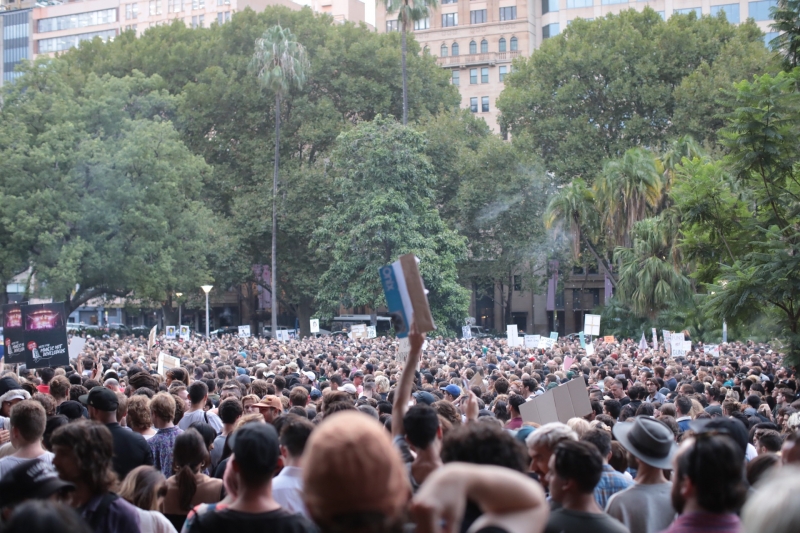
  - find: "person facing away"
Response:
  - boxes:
[544,440,630,533]
[606,416,677,533]
[0,400,54,479]
[580,428,633,509]
[272,414,315,518]
[178,382,223,434]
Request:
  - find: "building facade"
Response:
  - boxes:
[0,6,33,82]
[377,0,778,133]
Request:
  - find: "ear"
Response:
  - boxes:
[436,425,443,440]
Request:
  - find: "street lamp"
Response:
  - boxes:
[201,285,213,337]
[719,280,728,343]
[176,293,183,327]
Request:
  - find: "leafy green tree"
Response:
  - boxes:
[771,0,800,70]
[251,25,310,336]
[380,0,439,124]
[312,116,469,332]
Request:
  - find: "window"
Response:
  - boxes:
[542,0,558,14]
[168,0,182,12]
[499,37,506,51]
[711,3,740,22]
[480,39,488,52]
[125,4,139,19]
[470,97,478,112]
[566,0,592,6]
[470,68,478,84]
[440,44,448,56]
[513,275,522,291]
[452,42,459,55]
[542,23,559,38]
[37,28,116,53]
[442,0,457,3]
[470,9,487,23]
[481,67,488,83]
[149,0,162,15]
[192,15,198,27]
[452,70,460,85]
[386,19,399,31]
[499,65,508,81]
[764,31,779,47]
[657,10,666,18]
[441,13,458,26]
[124,24,137,31]
[749,0,776,21]
[225,11,231,21]
[198,14,204,26]
[600,0,626,4]
[674,7,700,16]
[217,12,224,23]
[510,36,518,50]
[37,8,117,32]
[414,17,430,30]
[481,96,489,112]
[469,40,477,54]
[499,6,517,20]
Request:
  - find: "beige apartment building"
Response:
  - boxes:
[377,0,778,133]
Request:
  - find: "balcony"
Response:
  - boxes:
[436,50,520,67]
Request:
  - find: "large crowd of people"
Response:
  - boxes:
[0,324,797,533]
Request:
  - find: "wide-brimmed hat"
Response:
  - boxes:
[613,416,677,470]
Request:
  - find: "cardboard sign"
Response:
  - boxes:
[148,325,157,350]
[524,335,540,349]
[396,337,426,366]
[276,330,290,342]
[585,343,595,356]
[579,331,585,348]
[652,328,658,350]
[351,324,367,340]
[166,326,177,339]
[68,336,86,361]
[507,325,520,347]
[550,331,558,341]
[367,326,377,339]
[180,326,190,340]
[519,378,592,425]
[22,303,69,369]
[584,314,601,336]
[563,356,575,372]
[603,335,615,344]
[157,352,180,376]
[2,303,26,364]
[310,319,320,333]
[379,254,435,338]
[238,325,251,338]
[538,337,555,350]
[462,326,472,339]
[663,330,672,354]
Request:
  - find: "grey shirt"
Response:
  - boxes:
[605,482,676,533]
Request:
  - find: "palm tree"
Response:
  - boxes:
[544,179,616,287]
[251,25,310,336]
[594,148,663,248]
[381,0,439,124]
[771,0,800,70]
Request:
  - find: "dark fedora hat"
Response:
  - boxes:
[613,416,677,470]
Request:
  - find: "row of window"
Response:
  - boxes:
[390,7,516,31]
[470,96,491,113]
[123,0,228,19]
[542,23,560,38]
[440,36,519,56]
[37,8,116,33]
[450,66,509,85]
[543,0,775,21]
[37,28,116,53]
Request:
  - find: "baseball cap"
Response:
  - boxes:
[413,391,436,406]
[0,459,74,507]
[227,423,280,477]
[303,371,316,381]
[0,389,28,403]
[254,395,283,411]
[0,377,21,397]
[440,384,461,398]
[57,400,85,421]
[340,383,357,395]
[80,387,119,411]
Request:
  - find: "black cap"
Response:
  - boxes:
[0,459,74,507]
[80,387,119,411]
[0,377,21,397]
[57,400,85,421]
[413,391,436,406]
[228,423,280,476]
[689,417,749,456]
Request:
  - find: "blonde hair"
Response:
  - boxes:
[567,417,591,438]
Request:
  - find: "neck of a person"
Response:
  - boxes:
[54,397,67,406]
[70,482,98,509]
[635,462,668,485]
[153,417,174,430]
[561,491,603,514]
[414,441,443,467]
[282,454,303,469]
[230,482,281,514]
[681,498,724,516]
[188,402,204,413]
[94,412,118,425]
[222,423,235,436]
[13,440,45,459]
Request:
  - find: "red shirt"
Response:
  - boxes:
[504,417,524,430]
[660,512,740,533]
[36,385,50,394]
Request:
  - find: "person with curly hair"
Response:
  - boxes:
[51,420,141,533]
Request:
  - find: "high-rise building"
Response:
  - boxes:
[377,0,778,133]
[0,6,33,82]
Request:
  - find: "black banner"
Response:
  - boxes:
[2,303,26,364]
[21,303,69,369]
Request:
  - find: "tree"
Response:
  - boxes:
[312,116,469,332]
[380,0,439,124]
[251,25,310,335]
[771,0,800,70]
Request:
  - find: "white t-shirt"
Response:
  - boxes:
[0,451,55,480]
[177,409,223,434]
[136,508,177,533]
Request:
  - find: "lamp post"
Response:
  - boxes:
[176,292,183,327]
[201,285,213,337]
[720,280,728,343]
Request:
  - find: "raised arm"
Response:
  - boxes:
[392,322,425,439]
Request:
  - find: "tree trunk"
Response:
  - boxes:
[583,235,617,288]
[271,93,281,335]
[297,298,313,339]
[505,270,513,327]
[401,27,408,125]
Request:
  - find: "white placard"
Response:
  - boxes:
[276,330,290,342]
[68,337,86,361]
[165,326,176,339]
[310,319,320,333]
[238,325,251,338]
[584,314,601,336]
[524,335,540,349]
[351,324,367,339]
[671,333,690,358]
[397,337,425,367]
[507,324,520,347]
[538,337,555,350]
[157,352,180,376]
[462,326,472,339]
[367,326,377,339]
[180,325,190,340]
[585,343,595,356]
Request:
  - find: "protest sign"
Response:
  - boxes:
[584,314,601,336]
[579,331,585,348]
[585,343,595,356]
[2,303,25,364]
[462,326,472,339]
[157,352,181,376]
[310,319,320,334]
[550,332,558,341]
[68,336,86,361]
[22,303,69,369]
[507,325,520,347]
[180,326,190,340]
[276,330,290,342]
[367,326,377,339]
[520,378,592,425]
[652,328,658,350]
[538,337,555,350]
[148,325,157,350]
[603,335,615,344]
[166,326,177,339]
[563,356,575,372]
[379,254,435,338]
[524,335,540,349]
[351,324,367,340]
[238,325,251,338]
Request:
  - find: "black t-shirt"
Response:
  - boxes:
[185,507,318,533]
[105,423,153,481]
[544,508,629,533]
